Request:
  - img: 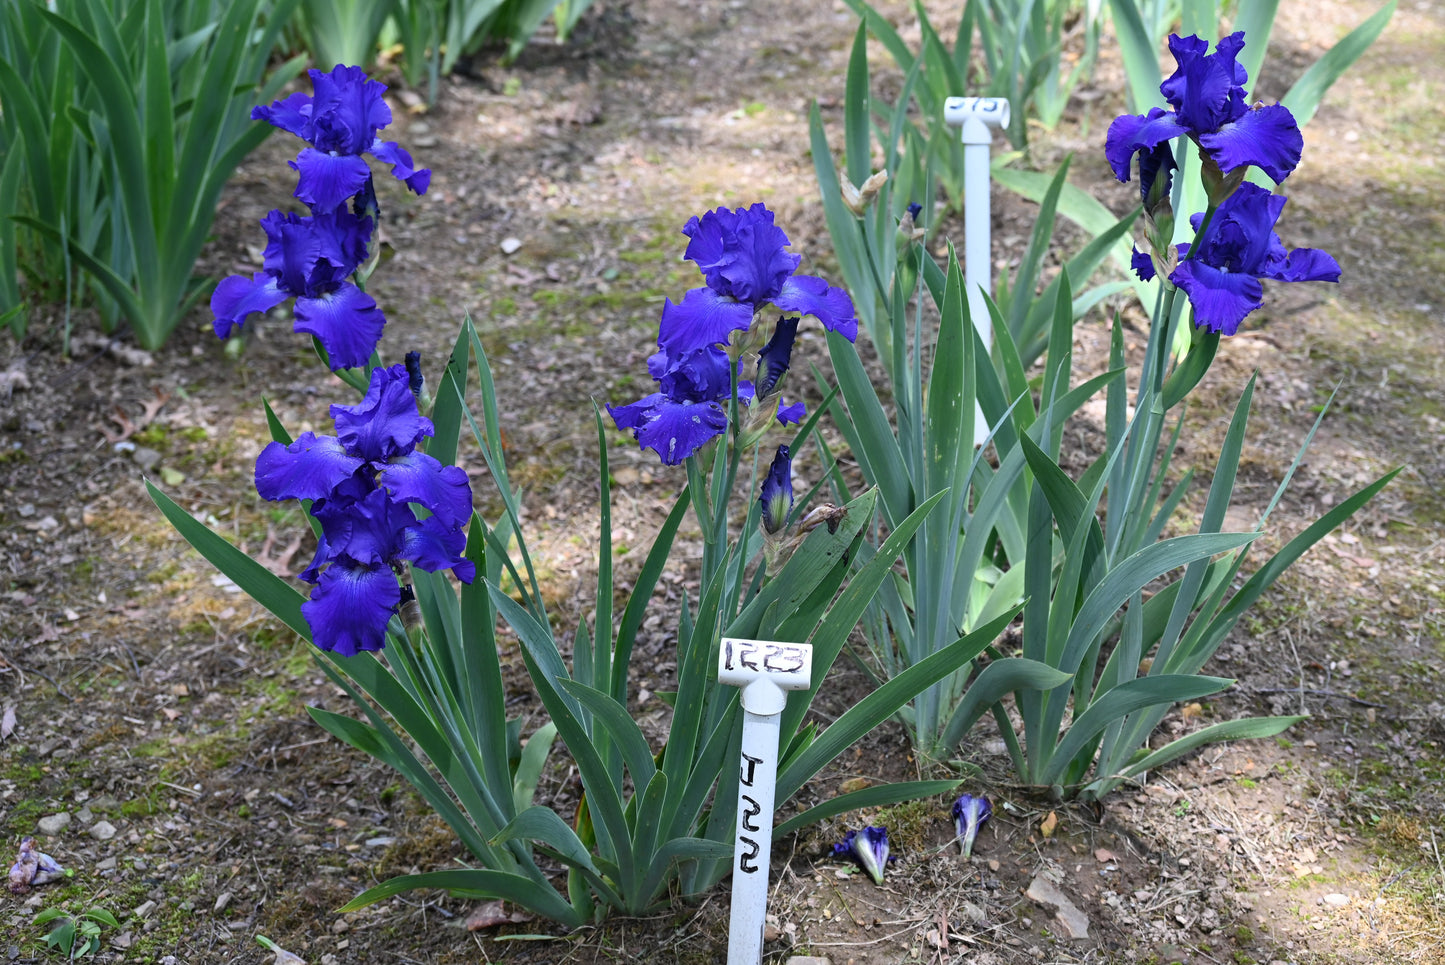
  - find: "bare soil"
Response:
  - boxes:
[3,1,1444,963]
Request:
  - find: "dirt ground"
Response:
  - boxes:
[3,0,1444,962]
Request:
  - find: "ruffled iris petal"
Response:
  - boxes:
[682,204,799,304]
[1104,108,1188,182]
[633,398,729,465]
[379,452,474,526]
[308,65,392,154]
[314,488,408,566]
[1267,246,1342,283]
[255,432,364,502]
[333,364,433,461]
[1199,104,1303,183]
[657,288,754,355]
[608,393,665,432]
[652,345,737,402]
[774,275,858,342]
[293,284,388,370]
[210,272,286,337]
[399,516,475,580]
[370,139,431,195]
[1170,258,1264,336]
[301,560,399,656]
[251,91,316,140]
[775,398,805,425]
[1164,31,1249,132]
[290,149,374,213]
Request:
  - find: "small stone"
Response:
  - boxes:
[37,812,71,835]
[1323,893,1349,908]
[89,820,117,841]
[331,918,350,934]
[783,958,833,965]
[1025,875,1090,940]
[75,807,94,825]
[131,447,163,472]
[363,836,395,848]
[961,901,986,924]
[96,857,117,871]
[133,900,157,919]
[214,892,232,914]
[499,237,522,255]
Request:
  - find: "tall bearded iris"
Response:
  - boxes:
[212,209,386,369]
[659,203,857,354]
[255,364,474,655]
[611,204,850,465]
[253,65,431,213]
[1151,183,1341,335]
[1106,32,1304,193]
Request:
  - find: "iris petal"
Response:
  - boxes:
[380,452,473,526]
[1198,104,1303,183]
[255,432,364,502]
[370,139,431,195]
[1170,258,1265,336]
[333,364,433,461]
[683,204,799,304]
[1104,108,1188,182]
[399,516,475,580]
[301,561,399,656]
[293,284,388,370]
[774,275,858,342]
[634,398,729,465]
[210,273,286,337]
[1267,246,1342,283]
[290,150,374,214]
[657,288,754,354]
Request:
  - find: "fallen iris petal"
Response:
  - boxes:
[833,826,892,885]
[952,794,993,858]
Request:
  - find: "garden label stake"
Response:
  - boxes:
[944,96,1011,437]
[718,636,813,965]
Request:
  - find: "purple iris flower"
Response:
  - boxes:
[759,445,793,535]
[833,826,893,885]
[1106,32,1303,189]
[608,346,754,465]
[952,794,992,858]
[253,65,431,213]
[254,364,474,655]
[658,203,857,355]
[1167,183,1340,335]
[211,208,386,369]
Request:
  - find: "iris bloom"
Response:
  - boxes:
[952,794,992,858]
[608,346,751,465]
[1106,32,1303,191]
[255,364,474,655]
[759,445,793,535]
[212,208,386,370]
[1140,183,1340,335]
[658,203,857,355]
[253,65,430,213]
[833,826,892,885]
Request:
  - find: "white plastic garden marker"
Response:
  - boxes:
[718,636,813,965]
[944,96,1011,438]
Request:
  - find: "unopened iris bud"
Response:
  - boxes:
[897,201,926,246]
[755,316,799,399]
[841,170,889,216]
[833,826,892,885]
[759,445,793,535]
[952,794,992,858]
